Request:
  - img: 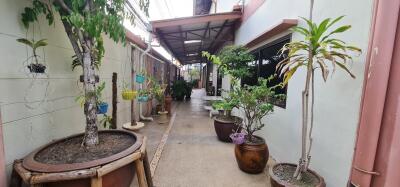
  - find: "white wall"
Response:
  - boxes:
[230,0,374,186]
[0,0,147,184]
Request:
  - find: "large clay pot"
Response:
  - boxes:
[165,95,172,115]
[213,116,242,142]
[269,163,326,187]
[20,130,143,187]
[234,136,269,174]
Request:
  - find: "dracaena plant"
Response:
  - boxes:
[277,0,361,179]
[21,0,149,147]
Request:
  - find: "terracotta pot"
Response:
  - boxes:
[157,111,169,124]
[165,95,172,115]
[269,163,326,187]
[214,116,242,142]
[21,130,143,187]
[234,136,269,174]
[155,104,162,113]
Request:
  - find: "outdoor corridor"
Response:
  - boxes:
[151,89,271,187]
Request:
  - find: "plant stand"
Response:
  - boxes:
[11,137,153,187]
[122,121,145,131]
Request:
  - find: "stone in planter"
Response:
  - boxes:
[234,136,269,174]
[269,163,326,187]
[18,130,143,187]
[213,116,242,142]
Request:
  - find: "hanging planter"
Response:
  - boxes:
[17,38,48,74]
[27,63,46,73]
[97,102,109,114]
[137,95,149,103]
[122,90,137,100]
[136,74,145,84]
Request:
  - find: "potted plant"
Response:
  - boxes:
[122,83,137,101]
[211,94,242,142]
[151,81,169,124]
[203,45,254,143]
[270,1,361,186]
[231,78,284,174]
[136,71,146,84]
[137,89,150,103]
[185,81,193,99]
[16,1,150,186]
[16,38,48,73]
[171,80,187,101]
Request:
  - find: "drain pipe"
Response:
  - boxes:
[139,24,154,121]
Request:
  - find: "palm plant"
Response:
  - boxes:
[277,0,361,179]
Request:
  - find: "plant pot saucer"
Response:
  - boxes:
[122,122,145,131]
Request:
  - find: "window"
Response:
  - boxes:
[241,35,291,108]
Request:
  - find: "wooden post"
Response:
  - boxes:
[111,73,117,129]
[134,160,147,187]
[131,47,137,126]
[143,151,153,187]
[91,177,102,187]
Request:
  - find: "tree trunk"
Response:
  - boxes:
[82,41,99,147]
[111,72,117,129]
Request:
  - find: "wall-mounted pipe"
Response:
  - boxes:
[139,23,154,122]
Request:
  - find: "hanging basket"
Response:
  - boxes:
[137,95,149,103]
[136,74,145,84]
[97,102,109,114]
[122,90,137,100]
[28,64,46,73]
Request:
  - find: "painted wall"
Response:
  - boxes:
[223,0,373,186]
[0,0,153,184]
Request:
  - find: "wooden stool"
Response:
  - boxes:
[11,137,153,187]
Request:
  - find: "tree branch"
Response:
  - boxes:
[61,19,83,62]
[54,0,72,14]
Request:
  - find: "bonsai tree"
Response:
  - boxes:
[21,0,149,147]
[16,38,48,73]
[277,0,361,179]
[203,45,254,119]
[231,78,284,143]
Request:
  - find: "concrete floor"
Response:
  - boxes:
[151,89,271,187]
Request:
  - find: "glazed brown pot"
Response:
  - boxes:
[234,136,269,174]
[213,116,242,142]
[165,95,172,115]
[21,130,143,187]
[269,163,326,187]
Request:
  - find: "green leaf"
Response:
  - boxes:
[16,38,34,48]
[335,62,356,78]
[33,39,48,50]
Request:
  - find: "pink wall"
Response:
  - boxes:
[350,0,400,186]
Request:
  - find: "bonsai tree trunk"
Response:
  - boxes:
[82,40,99,146]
